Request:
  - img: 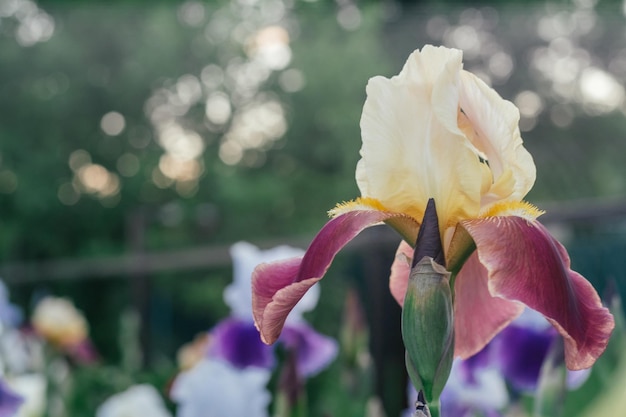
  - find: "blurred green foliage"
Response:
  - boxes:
[2,0,626,416]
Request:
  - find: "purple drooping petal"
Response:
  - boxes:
[491,323,557,392]
[208,318,274,369]
[280,323,338,378]
[0,379,23,417]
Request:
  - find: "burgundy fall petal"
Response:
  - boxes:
[252,210,407,345]
[453,253,524,359]
[461,216,615,370]
[389,240,413,306]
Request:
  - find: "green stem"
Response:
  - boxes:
[427,400,440,417]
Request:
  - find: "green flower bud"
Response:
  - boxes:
[402,256,455,404]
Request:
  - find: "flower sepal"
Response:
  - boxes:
[402,256,455,405]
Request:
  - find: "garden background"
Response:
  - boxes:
[1,0,626,415]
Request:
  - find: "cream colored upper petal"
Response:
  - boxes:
[457,71,536,208]
[357,45,484,232]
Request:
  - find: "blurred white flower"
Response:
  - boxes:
[0,279,23,327]
[225,241,318,323]
[443,360,509,412]
[6,373,47,417]
[96,384,172,417]
[31,297,88,347]
[0,329,44,375]
[170,358,271,417]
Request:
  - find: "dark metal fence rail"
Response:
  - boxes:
[2,198,626,284]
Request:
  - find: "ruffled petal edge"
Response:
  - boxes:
[253,208,417,344]
[461,215,614,370]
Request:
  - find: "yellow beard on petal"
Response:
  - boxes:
[328,197,421,246]
[480,200,544,221]
[328,197,390,218]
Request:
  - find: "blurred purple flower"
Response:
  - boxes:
[279,322,339,378]
[490,308,590,393]
[207,242,337,377]
[491,321,555,392]
[0,379,23,417]
[208,318,273,369]
[209,318,337,378]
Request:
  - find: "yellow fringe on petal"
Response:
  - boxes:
[481,200,545,221]
[328,197,389,218]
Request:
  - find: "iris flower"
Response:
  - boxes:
[209,242,337,376]
[252,45,614,371]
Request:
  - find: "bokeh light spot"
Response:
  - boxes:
[178,1,205,27]
[77,164,120,197]
[201,65,225,89]
[279,69,305,92]
[579,67,625,114]
[100,111,126,136]
[157,123,205,161]
[515,91,544,118]
[205,93,232,125]
[337,5,362,31]
[247,26,292,71]
[68,150,92,171]
[57,183,80,205]
[158,154,204,182]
